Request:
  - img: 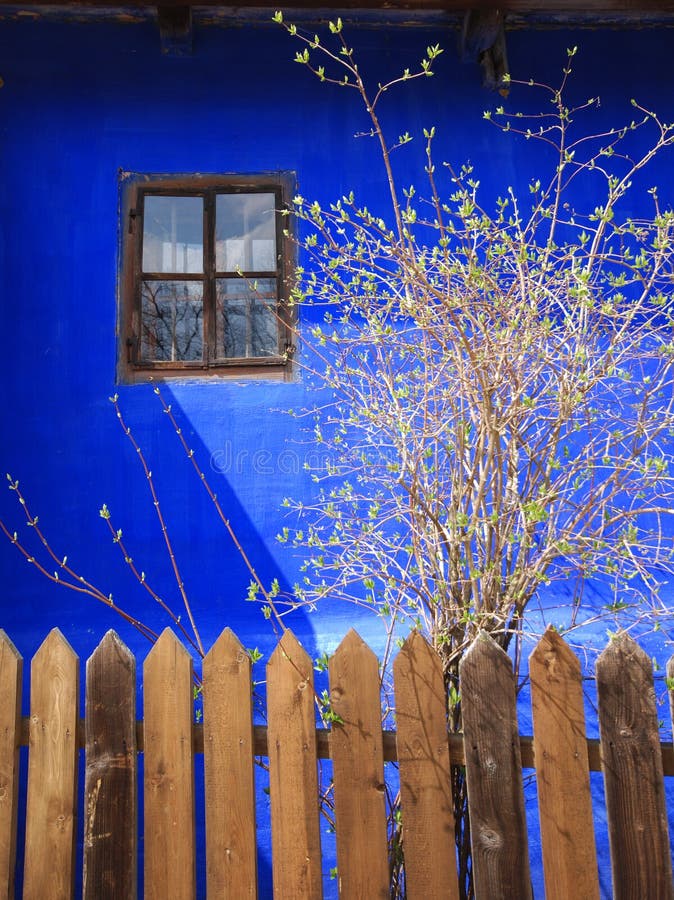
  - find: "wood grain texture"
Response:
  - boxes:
[267,630,322,899]
[529,627,599,900]
[203,627,257,898]
[143,628,195,900]
[459,632,531,900]
[83,630,137,900]
[393,631,458,900]
[23,629,79,900]
[596,632,674,900]
[329,629,389,898]
[16,713,664,771]
[0,632,21,900]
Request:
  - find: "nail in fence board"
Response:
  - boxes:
[529,627,599,900]
[23,629,79,900]
[329,629,389,898]
[84,630,137,900]
[0,631,21,900]
[393,631,459,900]
[596,632,674,900]
[143,628,196,900]
[459,631,531,900]
[203,627,257,898]
[267,630,322,899]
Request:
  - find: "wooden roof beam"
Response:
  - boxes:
[157,4,192,55]
[460,8,508,91]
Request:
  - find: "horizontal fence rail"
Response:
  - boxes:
[0,625,672,898]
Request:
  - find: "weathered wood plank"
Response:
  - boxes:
[0,631,22,900]
[596,632,673,900]
[83,630,137,900]
[202,628,257,898]
[143,628,195,900]
[529,627,599,900]
[329,629,388,898]
[393,631,458,900]
[459,631,531,900]
[12,710,674,771]
[157,5,192,56]
[267,630,322,899]
[23,629,79,900]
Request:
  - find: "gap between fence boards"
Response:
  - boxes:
[17,717,674,775]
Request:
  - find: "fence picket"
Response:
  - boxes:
[83,630,137,900]
[267,630,322,899]
[393,631,458,900]
[23,629,79,900]
[143,628,195,900]
[529,627,599,899]
[0,631,21,900]
[459,631,531,900]
[1,624,673,898]
[329,629,388,898]
[203,627,257,898]
[596,632,674,900]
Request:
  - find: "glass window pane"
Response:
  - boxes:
[141,280,203,362]
[142,196,203,274]
[216,278,278,358]
[215,193,277,273]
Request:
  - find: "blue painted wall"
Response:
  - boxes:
[0,14,673,897]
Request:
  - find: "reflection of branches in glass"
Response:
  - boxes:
[216,278,278,358]
[141,281,203,362]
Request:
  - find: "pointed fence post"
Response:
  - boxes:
[83,631,137,900]
[393,631,458,900]
[329,630,388,899]
[203,627,257,898]
[144,629,196,900]
[267,630,322,899]
[529,627,599,900]
[459,631,531,900]
[596,632,673,900]
[0,631,22,900]
[23,629,79,900]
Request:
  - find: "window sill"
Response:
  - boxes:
[117,359,293,384]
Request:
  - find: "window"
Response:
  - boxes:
[119,173,295,381]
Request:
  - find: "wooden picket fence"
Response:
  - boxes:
[0,625,673,899]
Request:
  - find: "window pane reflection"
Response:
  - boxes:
[215,193,276,272]
[143,196,203,274]
[141,281,203,362]
[216,278,278,358]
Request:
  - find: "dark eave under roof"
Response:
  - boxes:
[0,1,672,7]
[1,0,674,13]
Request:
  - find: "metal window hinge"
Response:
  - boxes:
[126,336,137,364]
[128,208,139,234]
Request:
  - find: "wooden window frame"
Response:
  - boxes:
[118,172,296,383]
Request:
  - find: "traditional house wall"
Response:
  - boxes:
[0,13,673,895]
